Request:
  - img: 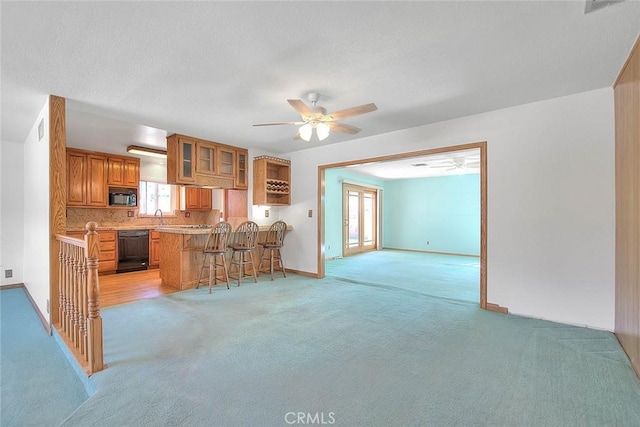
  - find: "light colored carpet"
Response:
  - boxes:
[1,288,88,426]
[326,250,479,303]
[67,275,639,426]
[3,267,640,426]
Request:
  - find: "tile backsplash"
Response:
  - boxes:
[66,208,220,230]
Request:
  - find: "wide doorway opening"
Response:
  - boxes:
[318,141,487,308]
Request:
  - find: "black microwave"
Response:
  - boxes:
[109,192,137,207]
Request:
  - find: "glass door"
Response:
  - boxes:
[343,184,377,255]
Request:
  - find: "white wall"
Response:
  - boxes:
[22,99,51,321]
[139,159,167,183]
[0,140,25,285]
[281,88,615,331]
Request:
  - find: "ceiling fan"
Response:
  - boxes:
[430,157,480,171]
[253,92,377,142]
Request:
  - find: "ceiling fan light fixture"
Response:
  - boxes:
[299,123,313,141]
[316,122,330,141]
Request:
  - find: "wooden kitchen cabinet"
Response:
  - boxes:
[196,142,216,176]
[253,156,291,206]
[108,157,140,188]
[86,154,108,207]
[200,188,212,210]
[98,230,118,273]
[235,148,248,189]
[167,134,246,189]
[181,187,213,211]
[66,149,108,207]
[67,148,139,208]
[149,230,160,268]
[217,146,235,178]
[167,135,196,184]
[67,151,87,206]
[66,229,117,274]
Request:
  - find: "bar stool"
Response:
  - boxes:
[228,221,259,286]
[196,221,232,293]
[258,220,288,280]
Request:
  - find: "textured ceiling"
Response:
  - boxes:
[1,1,639,156]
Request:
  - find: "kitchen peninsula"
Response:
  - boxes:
[157,225,212,290]
[157,223,293,290]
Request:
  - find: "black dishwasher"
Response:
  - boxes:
[117,230,149,273]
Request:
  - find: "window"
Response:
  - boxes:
[139,181,176,215]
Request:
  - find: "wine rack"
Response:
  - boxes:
[253,156,291,206]
[266,179,290,194]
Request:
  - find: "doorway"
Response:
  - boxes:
[343,184,378,255]
[317,141,488,309]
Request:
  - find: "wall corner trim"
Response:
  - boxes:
[486,302,509,314]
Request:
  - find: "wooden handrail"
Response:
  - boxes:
[55,221,105,375]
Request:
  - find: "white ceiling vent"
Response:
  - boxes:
[584,0,624,14]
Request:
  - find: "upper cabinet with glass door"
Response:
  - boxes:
[167,133,247,190]
[167,134,196,184]
[217,145,235,178]
[196,142,216,176]
[234,148,248,189]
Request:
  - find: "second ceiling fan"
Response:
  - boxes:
[253,92,377,142]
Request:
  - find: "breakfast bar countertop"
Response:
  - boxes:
[155,225,213,235]
[155,224,292,235]
[67,223,292,234]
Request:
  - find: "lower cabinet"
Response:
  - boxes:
[66,229,117,274]
[98,231,117,273]
[149,231,160,268]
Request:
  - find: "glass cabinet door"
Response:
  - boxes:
[218,147,234,177]
[235,150,248,188]
[178,138,195,182]
[196,142,216,175]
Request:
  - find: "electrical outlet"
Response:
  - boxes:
[127,210,134,217]
[185,211,191,218]
[4,269,12,278]
[327,245,331,250]
[426,241,430,245]
[308,209,313,218]
[265,209,270,218]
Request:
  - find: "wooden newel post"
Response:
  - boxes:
[84,221,104,373]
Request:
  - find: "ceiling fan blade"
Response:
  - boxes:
[253,121,304,127]
[287,99,313,117]
[327,122,361,134]
[326,103,377,120]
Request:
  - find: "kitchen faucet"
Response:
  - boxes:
[154,209,163,226]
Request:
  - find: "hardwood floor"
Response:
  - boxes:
[99,269,178,307]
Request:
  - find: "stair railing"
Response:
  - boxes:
[55,221,104,375]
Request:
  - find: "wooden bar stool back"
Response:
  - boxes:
[197,221,232,293]
[258,220,288,280]
[228,221,259,286]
